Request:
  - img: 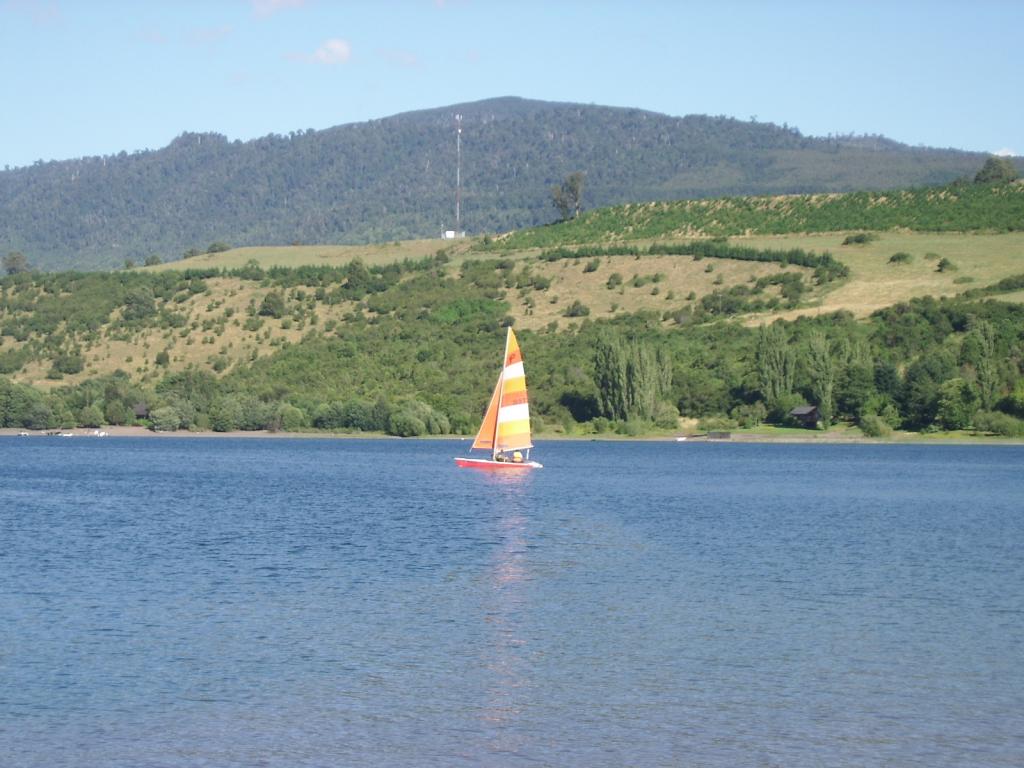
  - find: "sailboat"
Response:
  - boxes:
[455,326,542,470]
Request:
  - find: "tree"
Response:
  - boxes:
[901,351,957,428]
[258,291,286,318]
[552,171,585,221]
[936,378,978,430]
[805,332,836,427]
[755,323,794,418]
[974,156,1019,184]
[593,333,672,422]
[960,319,999,410]
[78,403,105,428]
[3,252,30,275]
[122,286,156,320]
[149,405,183,432]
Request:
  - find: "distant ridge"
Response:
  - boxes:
[0,96,1010,270]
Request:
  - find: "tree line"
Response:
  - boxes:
[2,287,1023,439]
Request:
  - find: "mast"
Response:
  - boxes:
[491,326,511,459]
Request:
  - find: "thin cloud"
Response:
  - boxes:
[2,0,61,24]
[252,0,307,18]
[289,38,352,65]
[378,48,419,68]
[139,26,169,46]
[189,25,233,47]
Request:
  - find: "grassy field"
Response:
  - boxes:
[125,230,1024,346]
[146,239,477,272]
[731,231,1024,322]
[503,251,817,331]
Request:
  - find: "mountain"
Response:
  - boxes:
[0,97,1008,271]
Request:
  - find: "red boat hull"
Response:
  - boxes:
[454,457,543,470]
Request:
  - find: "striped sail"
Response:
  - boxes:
[471,327,533,455]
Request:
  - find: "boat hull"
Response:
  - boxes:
[455,457,543,470]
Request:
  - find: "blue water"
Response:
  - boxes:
[1,437,1022,767]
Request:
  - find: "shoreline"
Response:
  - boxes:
[1,425,1021,446]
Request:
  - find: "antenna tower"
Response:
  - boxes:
[455,113,462,236]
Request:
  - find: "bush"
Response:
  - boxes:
[614,420,649,436]
[277,403,307,432]
[259,292,286,318]
[51,354,84,375]
[973,410,1024,437]
[387,400,449,436]
[858,413,892,438]
[149,406,182,432]
[653,401,680,429]
[388,411,426,437]
[730,401,767,428]
[937,257,957,273]
[842,233,879,245]
[564,300,590,317]
[208,396,243,432]
[104,400,132,426]
[697,415,738,432]
[78,403,104,428]
[889,252,913,264]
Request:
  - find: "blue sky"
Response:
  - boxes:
[1,0,1021,170]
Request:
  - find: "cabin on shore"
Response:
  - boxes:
[789,404,820,428]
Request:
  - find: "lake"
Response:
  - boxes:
[1,437,1022,767]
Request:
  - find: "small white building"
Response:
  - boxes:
[441,230,466,240]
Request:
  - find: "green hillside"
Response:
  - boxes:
[1,97,1008,271]
[2,182,1024,439]
[494,181,1024,250]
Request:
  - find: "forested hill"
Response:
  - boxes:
[0,96,1004,270]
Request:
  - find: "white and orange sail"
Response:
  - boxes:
[455,327,542,469]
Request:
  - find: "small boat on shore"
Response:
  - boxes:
[455,326,542,470]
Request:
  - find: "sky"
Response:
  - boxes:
[1,0,1022,170]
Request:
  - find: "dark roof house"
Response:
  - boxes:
[789,404,820,428]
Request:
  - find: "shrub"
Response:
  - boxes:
[78,404,104,428]
[208,396,243,432]
[730,401,767,428]
[104,400,132,426]
[889,252,913,264]
[842,232,878,245]
[858,413,892,438]
[149,406,182,432]
[564,300,590,317]
[54,354,85,376]
[697,415,738,432]
[277,403,307,432]
[653,401,680,429]
[388,411,426,437]
[259,292,286,318]
[973,410,1024,437]
[937,257,957,273]
[122,287,156,321]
